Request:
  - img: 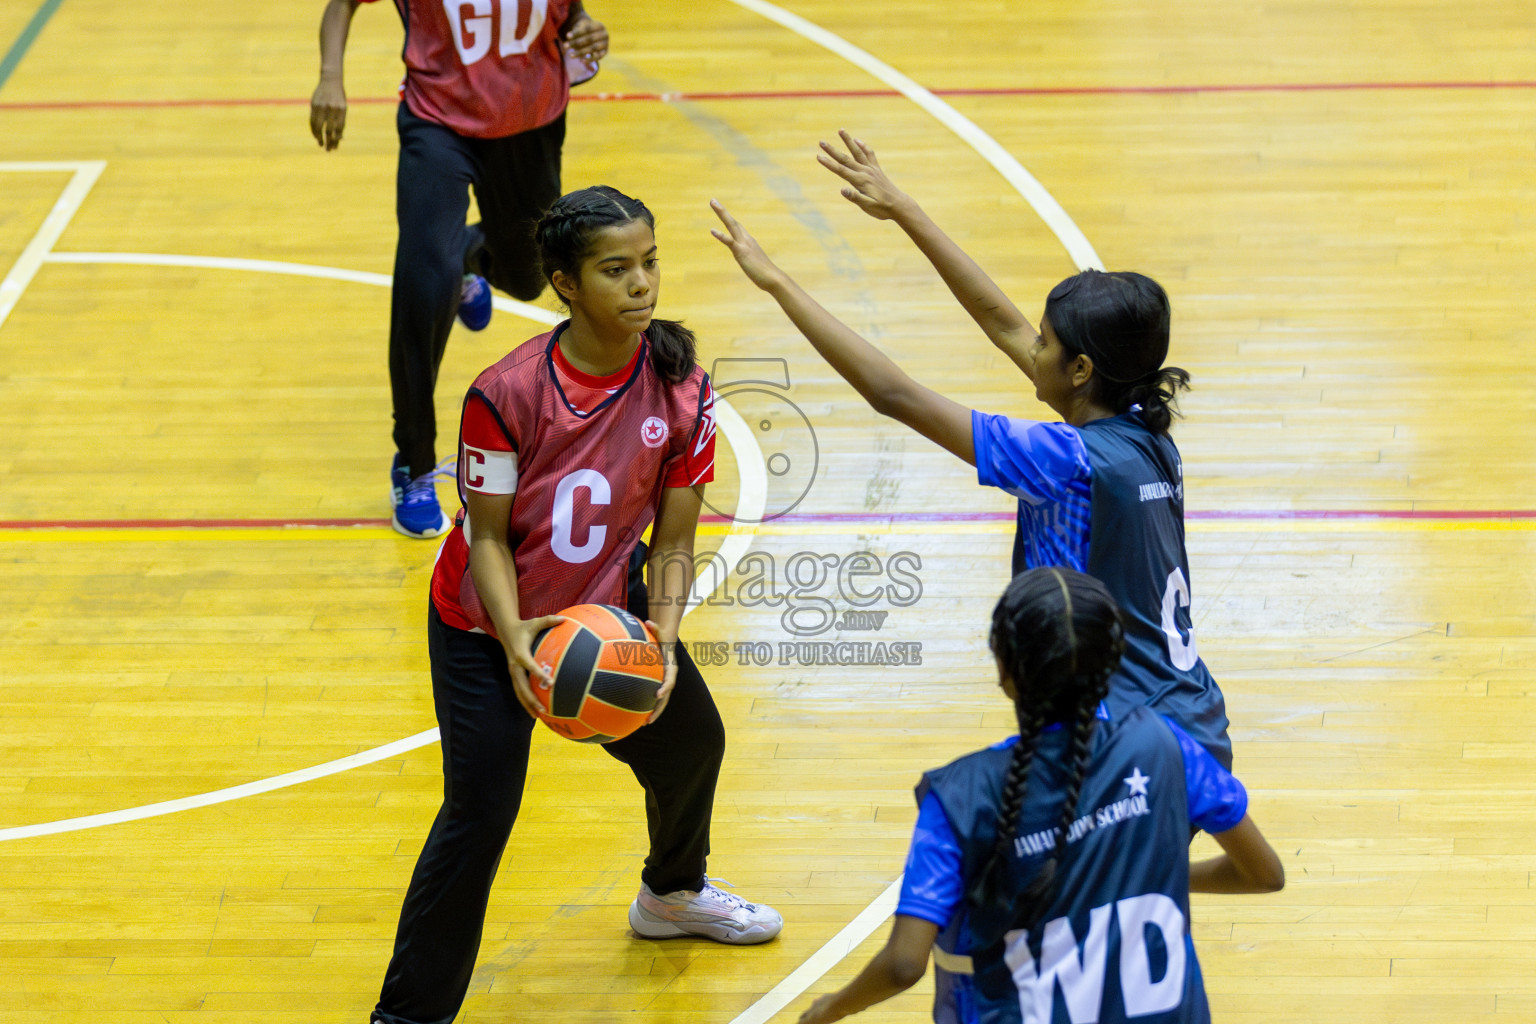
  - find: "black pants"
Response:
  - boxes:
[373,561,725,1024]
[389,103,566,479]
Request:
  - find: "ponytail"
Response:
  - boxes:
[645,318,697,385]
[1110,366,1191,435]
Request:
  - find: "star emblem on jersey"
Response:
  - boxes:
[1123,767,1151,797]
[640,416,668,448]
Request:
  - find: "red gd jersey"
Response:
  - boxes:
[431,324,716,633]
[363,0,575,139]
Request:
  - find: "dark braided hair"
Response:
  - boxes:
[534,185,697,384]
[968,568,1126,931]
[1044,269,1190,434]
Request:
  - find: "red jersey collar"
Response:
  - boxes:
[552,332,644,390]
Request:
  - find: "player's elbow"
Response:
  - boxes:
[868,381,920,424]
[1238,851,1285,893]
[866,385,902,419]
[1252,859,1285,892]
[881,953,928,991]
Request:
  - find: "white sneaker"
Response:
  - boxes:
[628,878,782,944]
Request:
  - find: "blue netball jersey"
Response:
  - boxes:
[972,411,1231,768]
[901,708,1247,1024]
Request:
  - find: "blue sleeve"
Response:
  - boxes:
[971,410,1091,507]
[896,791,965,928]
[1162,716,1248,833]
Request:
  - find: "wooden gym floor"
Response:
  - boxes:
[3,0,1536,1020]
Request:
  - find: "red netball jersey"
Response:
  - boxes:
[431,325,716,633]
[363,0,575,138]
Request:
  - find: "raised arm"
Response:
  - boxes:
[311,0,361,150]
[817,131,1040,378]
[711,200,976,466]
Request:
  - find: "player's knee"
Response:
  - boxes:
[451,785,522,834]
[444,761,525,829]
[490,270,546,303]
[404,261,464,310]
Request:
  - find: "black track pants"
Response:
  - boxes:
[388,103,565,479]
[372,559,724,1024]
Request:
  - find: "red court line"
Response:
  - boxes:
[5,80,1536,112]
[4,510,1536,530]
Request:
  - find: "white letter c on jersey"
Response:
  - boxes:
[551,469,610,563]
[1160,567,1199,671]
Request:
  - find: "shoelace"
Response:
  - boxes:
[700,877,759,910]
[401,458,457,505]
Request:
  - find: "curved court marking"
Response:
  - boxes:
[41,250,766,607]
[1,250,766,845]
[27,5,1100,1010]
[0,730,442,844]
[723,0,1103,271]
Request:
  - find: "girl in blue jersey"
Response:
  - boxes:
[711,152,1231,768]
[797,568,1282,1024]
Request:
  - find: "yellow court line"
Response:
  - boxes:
[0,518,1534,544]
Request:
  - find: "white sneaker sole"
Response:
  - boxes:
[390,511,451,539]
[628,900,781,945]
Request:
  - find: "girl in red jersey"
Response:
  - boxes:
[371,186,781,1024]
[311,0,610,539]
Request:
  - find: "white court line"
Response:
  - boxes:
[43,250,560,326]
[724,0,1103,272]
[0,161,106,330]
[713,2,1106,1018]
[19,10,1092,1006]
[729,878,905,1024]
[3,251,767,843]
[0,730,440,844]
[43,251,765,608]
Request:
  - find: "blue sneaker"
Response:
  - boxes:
[457,274,492,331]
[390,455,452,539]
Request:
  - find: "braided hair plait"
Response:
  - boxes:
[534,185,698,384]
[968,705,1046,913]
[1018,688,1104,916]
[972,568,1126,937]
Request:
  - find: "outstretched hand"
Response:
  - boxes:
[817,130,911,221]
[710,199,788,292]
